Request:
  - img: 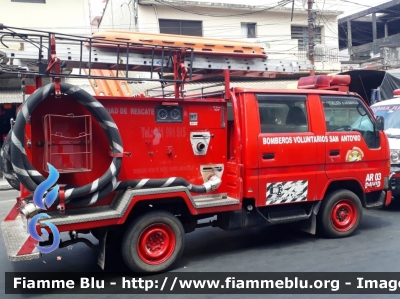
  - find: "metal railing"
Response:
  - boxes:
[297,48,339,62]
[0,24,194,83]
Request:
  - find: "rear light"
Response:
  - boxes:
[297,75,351,89]
[393,89,400,97]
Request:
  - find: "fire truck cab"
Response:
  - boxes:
[221,76,393,237]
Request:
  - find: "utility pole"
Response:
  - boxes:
[307,0,315,75]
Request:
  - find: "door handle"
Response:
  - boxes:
[329,150,340,156]
[262,153,275,160]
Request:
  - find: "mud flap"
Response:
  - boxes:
[291,201,321,235]
[97,229,108,270]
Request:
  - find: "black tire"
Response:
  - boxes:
[121,210,185,273]
[318,189,363,238]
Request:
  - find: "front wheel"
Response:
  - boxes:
[318,190,363,238]
[121,210,185,273]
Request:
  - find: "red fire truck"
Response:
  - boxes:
[0,25,394,273]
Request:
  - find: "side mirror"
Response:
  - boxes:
[376,116,385,131]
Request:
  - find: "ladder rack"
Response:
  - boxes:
[0,25,312,97]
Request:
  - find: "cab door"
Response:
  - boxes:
[321,96,384,190]
[256,94,318,207]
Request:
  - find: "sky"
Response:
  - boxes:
[333,0,394,17]
[89,0,394,18]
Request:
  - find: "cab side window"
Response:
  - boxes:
[256,94,308,133]
[321,96,379,149]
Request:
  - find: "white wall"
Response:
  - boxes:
[98,0,341,67]
[99,0,137,31]
[0,0,91,35]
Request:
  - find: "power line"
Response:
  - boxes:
[0,24,348,41]
[1,1,350,60]
[152,0,293,18]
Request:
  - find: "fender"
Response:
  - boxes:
[319,177,364,201]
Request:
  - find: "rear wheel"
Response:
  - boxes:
[318,189,362,238]
[121,210,185,273]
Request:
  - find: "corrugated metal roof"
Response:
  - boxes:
[0,89,24,103]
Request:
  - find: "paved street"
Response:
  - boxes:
[2,190,400,299]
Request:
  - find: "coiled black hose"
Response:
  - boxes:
[0,131,20,190]
[10,83,123,207]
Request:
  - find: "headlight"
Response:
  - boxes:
[391,150,400,164]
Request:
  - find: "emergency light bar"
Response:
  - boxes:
[393,89,400,97]
[297,75,351,89]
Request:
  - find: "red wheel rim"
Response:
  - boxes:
[137,223,176,265]
[330,199,358,232]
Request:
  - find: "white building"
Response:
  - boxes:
[98,0,343,72]
[0,0,91,35]
[0,0,92,145]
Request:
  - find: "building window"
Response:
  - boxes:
[159,19,202,36]
[241,23,257,38]
[11,0,45,2]
[291,26,321,51]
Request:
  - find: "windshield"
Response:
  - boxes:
[371,105,400,134]
[351,114,373,131]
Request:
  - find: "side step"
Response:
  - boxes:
[365,202,384,209]
[39,190,131,227]
[193,194,240,208]
[39,187,240,227]
[266,209,309,224]
[0,218,41,261]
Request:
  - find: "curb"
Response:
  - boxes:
[0,182,13,190]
